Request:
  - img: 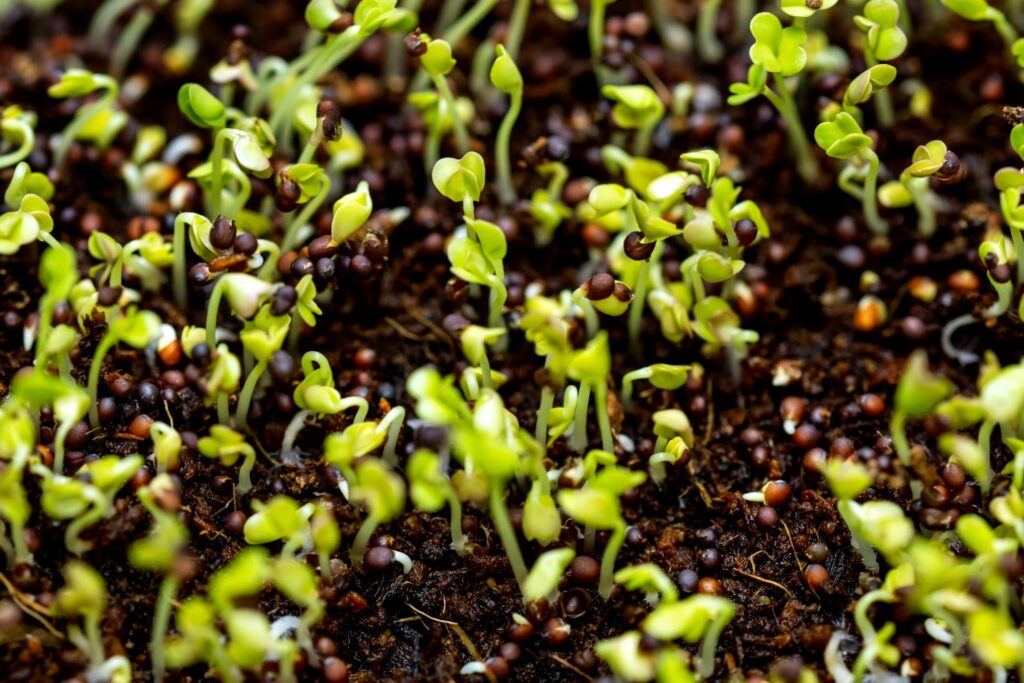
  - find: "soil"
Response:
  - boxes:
[0,1,1021,682]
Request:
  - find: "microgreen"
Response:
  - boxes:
[891,350,954,467]
[521,546,575,603]
[282,350,369,458]
[48,69,123,169]
[814,112,888,235]
[490,45,523,205]
[55,560,131,681]
[853,0,907,127]
[601,85,665,157]
[86,307,161,428]
[0,108,37,170]
[348,458,406,566]
[198,425,257,494]
[641,594,735,679]
[942,0,1019,49]
[407,448,467,554]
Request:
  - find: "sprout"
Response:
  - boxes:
[490,45,523,205]
[459,325,506,397]
[573,274,633,337]
[696,0,724,63]
[853,0,908,127]
[282,351,369,458]
[447,217,508,329]
[34,242,77,370]
[594,631,658,682]
[204,273,277,347]
[522,546,575,603]
[243,496,315,555]
[48,69,122,169]
[12,370,89,473]
[641,595,735,679]
[432,151,486,219]
[269,556,325,667]
[198,425,257,494]
[601,85,665,157]
[55,561,130,680]
[171,212,210,307]
[131,474,189,683]
[0,192,57,253]
[890,350,953,467]
[349,458,406,566]
[588,0,618,62]
[557,462,647,598]
[621,364,690,410]
[235,307,290,429]
[0,400,35,565]
[87,307,161,428]
[814,112,888,235]
[407,449,467,554]
[38,454,143,554]
[331,180,373,244]
[567,331,613,453]
[528,162,573,244]
[882,140,958,239]
[310,502,341,578]
[0,107,36,170]
[280,164,332,252]
[942,0,1019,49]
[842,500,914,571]
[728,13,816,182]
[419,33,469,156]
[614,563,679,605]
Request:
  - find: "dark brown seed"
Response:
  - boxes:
[756,506,779,528]
[859,393,885,417]
[499,642,521,662]
[807,542,829,562]
[97,286,122,307]
[350,254,374,279]
[97,398,118,423]
[942,462,966,490]
[233,232,257,255]
[623,231,655,261]
[485,657,509,680]
[541,617,570,646]
[990,263,1013,284]
[583,273,615,300]
[922,484,950,509]
[276,176,301,212]
[272,286,298,316]
[291,257,315,279]
[322,657,350,683]
[129,414,154,439]
[405,30,428,57]
[364,546,394,571]
[108,376,133,398]
[803,448,826,472]
[698,548,720,570]
[570,555,600,584]
[225,510,247,534]
[740,428,760,447]
[189,263,212,286]
[735,219,758,247]
[506,621,534,641]
[684,183,709,208]
[793,423,820,448]
[210,216,236,250]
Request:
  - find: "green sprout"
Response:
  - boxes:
[420,34,469,156]
[890,350,954,467]
[0,107,36,170]
[55,561,131,682]
[615,563,679,605]
[12,370,88,473]
[279,163,331,252]
[853,0,908,127]
[879,140,959,238]
[33,242,77,371]
[204,273,277,349]
[37,454,143,554]
[408,448,467,554]
[641,594,735,679]
[528,162,573,245]
[557,461,647,598]
[131,474,189,683]
[567,331,613,453]
[171,212,210,307]
[198,425,257,494]
[521,546,575,603]
[243,495,315,556]
[490,45,523,205]
[851,564,913,682]
[589,0,618,62]
[48,69,124,169]
[348,458,406,566]
[310,502,341,578]
[282,350,370,458]
[0,188,57,253]
[601,85,665,157]
[87,307,161,428]
[459,324,506,397]
[697,0,724,63]
[621,363,690,410]
[235,306,290,430]
[0,400,35,565]
[650,409,694,485]
[330,179,374,245]
[814,112,888,235]
[729,12,817,182]
[996,156,1024,282]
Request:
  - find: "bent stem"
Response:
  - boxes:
[598,522,626,599]
[55,76,118,170]
[764,75,817,184]
[234,360,267,430]
[890,410,909,467]
[209,128,233,219]
[349,514,379,566]
[570,381,592,452]
[496,89,522,205]
[0,120,34,169]
[110,5,154,77]
[504,0,531,59]
[204,275,228,348]
[589,0,610,62]
[1012,228,1024,285]
[861,149,888,236]
[697,0,724,63]
[489,486,528,591]
[172,214,188,308]
[87,334,117,428]
[628,240,662,354]
[380,407,406,466]
[281,177,330,253]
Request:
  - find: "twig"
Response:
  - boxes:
[404,601,482,662]
[0,572,64,639]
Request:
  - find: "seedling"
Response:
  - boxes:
[879,140,958,238]
[310,502,341,578]
[12,369,88,473]
[0,107,36,170]
[0,400,35,565]
[419,34,469,156]
[279,164,331,252]
[490,45,523,205]
[729,12,817,182]
[198,425,257,494]
[0,188,58,253]
[853,0,908,127]
[445,216,508,330]
[641,594,735,679]
[890,350,953,467]
[573,273,633,338]
[282,350,370,458]
[614,563,679,605]
[942,0,1019,49]
[243,495,315,556]
[459,324,506,396]
[204,273,277,348]
[521,546,575,603]
[48,69,124,169]
[557,461,647,598]
[567,331,613,453]
[588,0,618,62]
[601,84,665,157]
[33,242,77,371]
[814,112,888,235]
[348,458,406,566]
[407,448,467,553]
[528,162,573,244]
[55,561,131,682]
[621,364,690,410]
[235,306,290,429]
[87,307,161,428]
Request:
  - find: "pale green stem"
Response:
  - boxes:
[487,278,507,330]
[53,417,74,473]
[985,279,1013,319]
[380,407,406,466]
[589,0,610,61]
[204,275,227,348]
[281,177,330,252]
[698,614,730,679]
[535,386,554,451]
[765,75,817,183]
[410,0,500,93]
[235,360,267,430]
[479,353,492,392]
[505,0,531,59]
[697,0,724,63]
[573,291,600,338]
[209,128,232,219]
[907,178,935,238]
[594,382,613,454]
[172,214,188,308]
[448,490,466,554]
[496,90,523,205]
[890,410,909,467]
[87,334,117,428]
[598,522,626,599]
[1012,228,1024,284]
[151,575,179,683]
[55,78,118,170]
[237,449,255,494]
[861,149,888,235]
[570,382,592,452]
[217,393,231,426]
[989,8,1020,49]
[0,121,34,169]
[489,486,528,590]
[110,5,154,77]
[431,74,469,154]
[349,514,379,566]
[628,240,662,354]
[978,419,995,493]
[865,53,895,128]
[89,0,137,46]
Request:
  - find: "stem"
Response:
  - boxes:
[573,291,600,338]
[861,149,888,235]
[0,121,34,169]
[890,411,909,467]
[941,312,980,365]
[53,417,74,473]
[172,214,188,308]
[55,79,118,170]
[696,0,724,63]
[594,382,614,454]
[907,178,936,238]
[110,5,154,77]
[634,121,655,158]
[978,418,995,493]
[1013,228,1024,285]
[589,0,608,61]
[431,74,469,154]
[865,53,895,128]
[768,75,817,184]
[628,241,662,354]
[598,522,626,599]
[535,386,554,451]
[505,0,531,59]
[380,407,406,466]
[238,449,255,494]
[570,382,592,452]
[89,0,137,47]
[487,278,507,330]
[424,121,442,176]
[281,177,330,253]
[496,91,522,205]
[489,486,528,590]
[985,279,1012,319]
[698,615,729,679]
[217,393,231,426]
[990,9,1020,49]
[479,354,492,391]
[349,515,379,566]
[151,575,179,683]
[209,128,231,219]
[234,360,267,430]
[281,409,312,458]
[87,334,116,428]
[205,275,227,348]
[448,490,467,554]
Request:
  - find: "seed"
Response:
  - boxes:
[751,445,771,468]
[942,462,966,490]
[506,621,534,641]
[829,437,855,459]
[793,423,820,448]
[269,350,295,383]
[159,339,182,366]
[225,510,247,534]
[485,656,509,680]
[541,617,570,645]
[66,421,91,449]
[322,657,350,683]
[97,286,122,307]
[191,343,212,367]
[351,254,374,279]
[921,483,950,509]
[275,176,301,212]
[309,235,339,260]
[900,316,928,341]
[364,546,394,571]
[805,564,829,589]
[570,555,600,584]
[698,577,721,595]
[290,256,315,279]
[734,219,758,247]
[499,642,521,662]
[947,269,980,292]
[581,223,610,249]
[677,569,699,593]
[837,245,866,270]
[854,295,886,332]
[583,273,615,300]
[684,183,709,208]
[315,257,336,282]
[130,466,152,490]
[699,548,721,570]
[272,286,298,316]
[210,216,237,250]
[189,263,212,286]
[990,262,1013,284]
[129,414,154,439]
[405,30,427,57]
[695,527,716,546]
[233,232,257,255]
[781,396,806,423]
[756,506,778,529]
[623,231,655,261]
[108,376,133,398]
[740,427,760,447]
[161,370,186,390]
[97,397,118,423]
[807,542,829,562]
[764,480,792,507]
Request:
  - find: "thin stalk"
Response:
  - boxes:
[204,275,227,348]
[410,0,501,93]
[594,382,614,453]
[281,178,330,252]
[978,418,995,493]
[380,407,406,466]
[209,128,232,219]
[87,334,117,428]
[634,120,655,158]
[234,360,267,430]
[431,74,469,154]
[435,0,469,34]
[0,120,34,169]
[573,292,600,338]
[765,75,817,183]
[589,0,610,62]
[110,5,154,77]
[496,89,523,205]
[535,386,554,451]
[890,410,909,467]
[598,523,626,599]
[1012,228,1024,284]
[570,382,592,452]
[172,214,188,308]
[505,0,531,59]
[151,575,179,683]
[237,449,255,494]
[698,615,729,679]
[447,490,466,553]
[54,78,118,170]
[907,178,935,238]
[489,486,528,590]
[349,515,379,566]
[281,409,312,459]
[487,278,507,330]
[217,393,231,426]
[89,0,137,47]
[53,418,74,473]
[861,149,888,235]
[865,53,895,128]
[479,354,492,391]
[941,313,981,365]
[696,0,724,63]
[384,0,425,83]
[990,8,1020,49]
[985,279,1012,319]
[628,241,662,354]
